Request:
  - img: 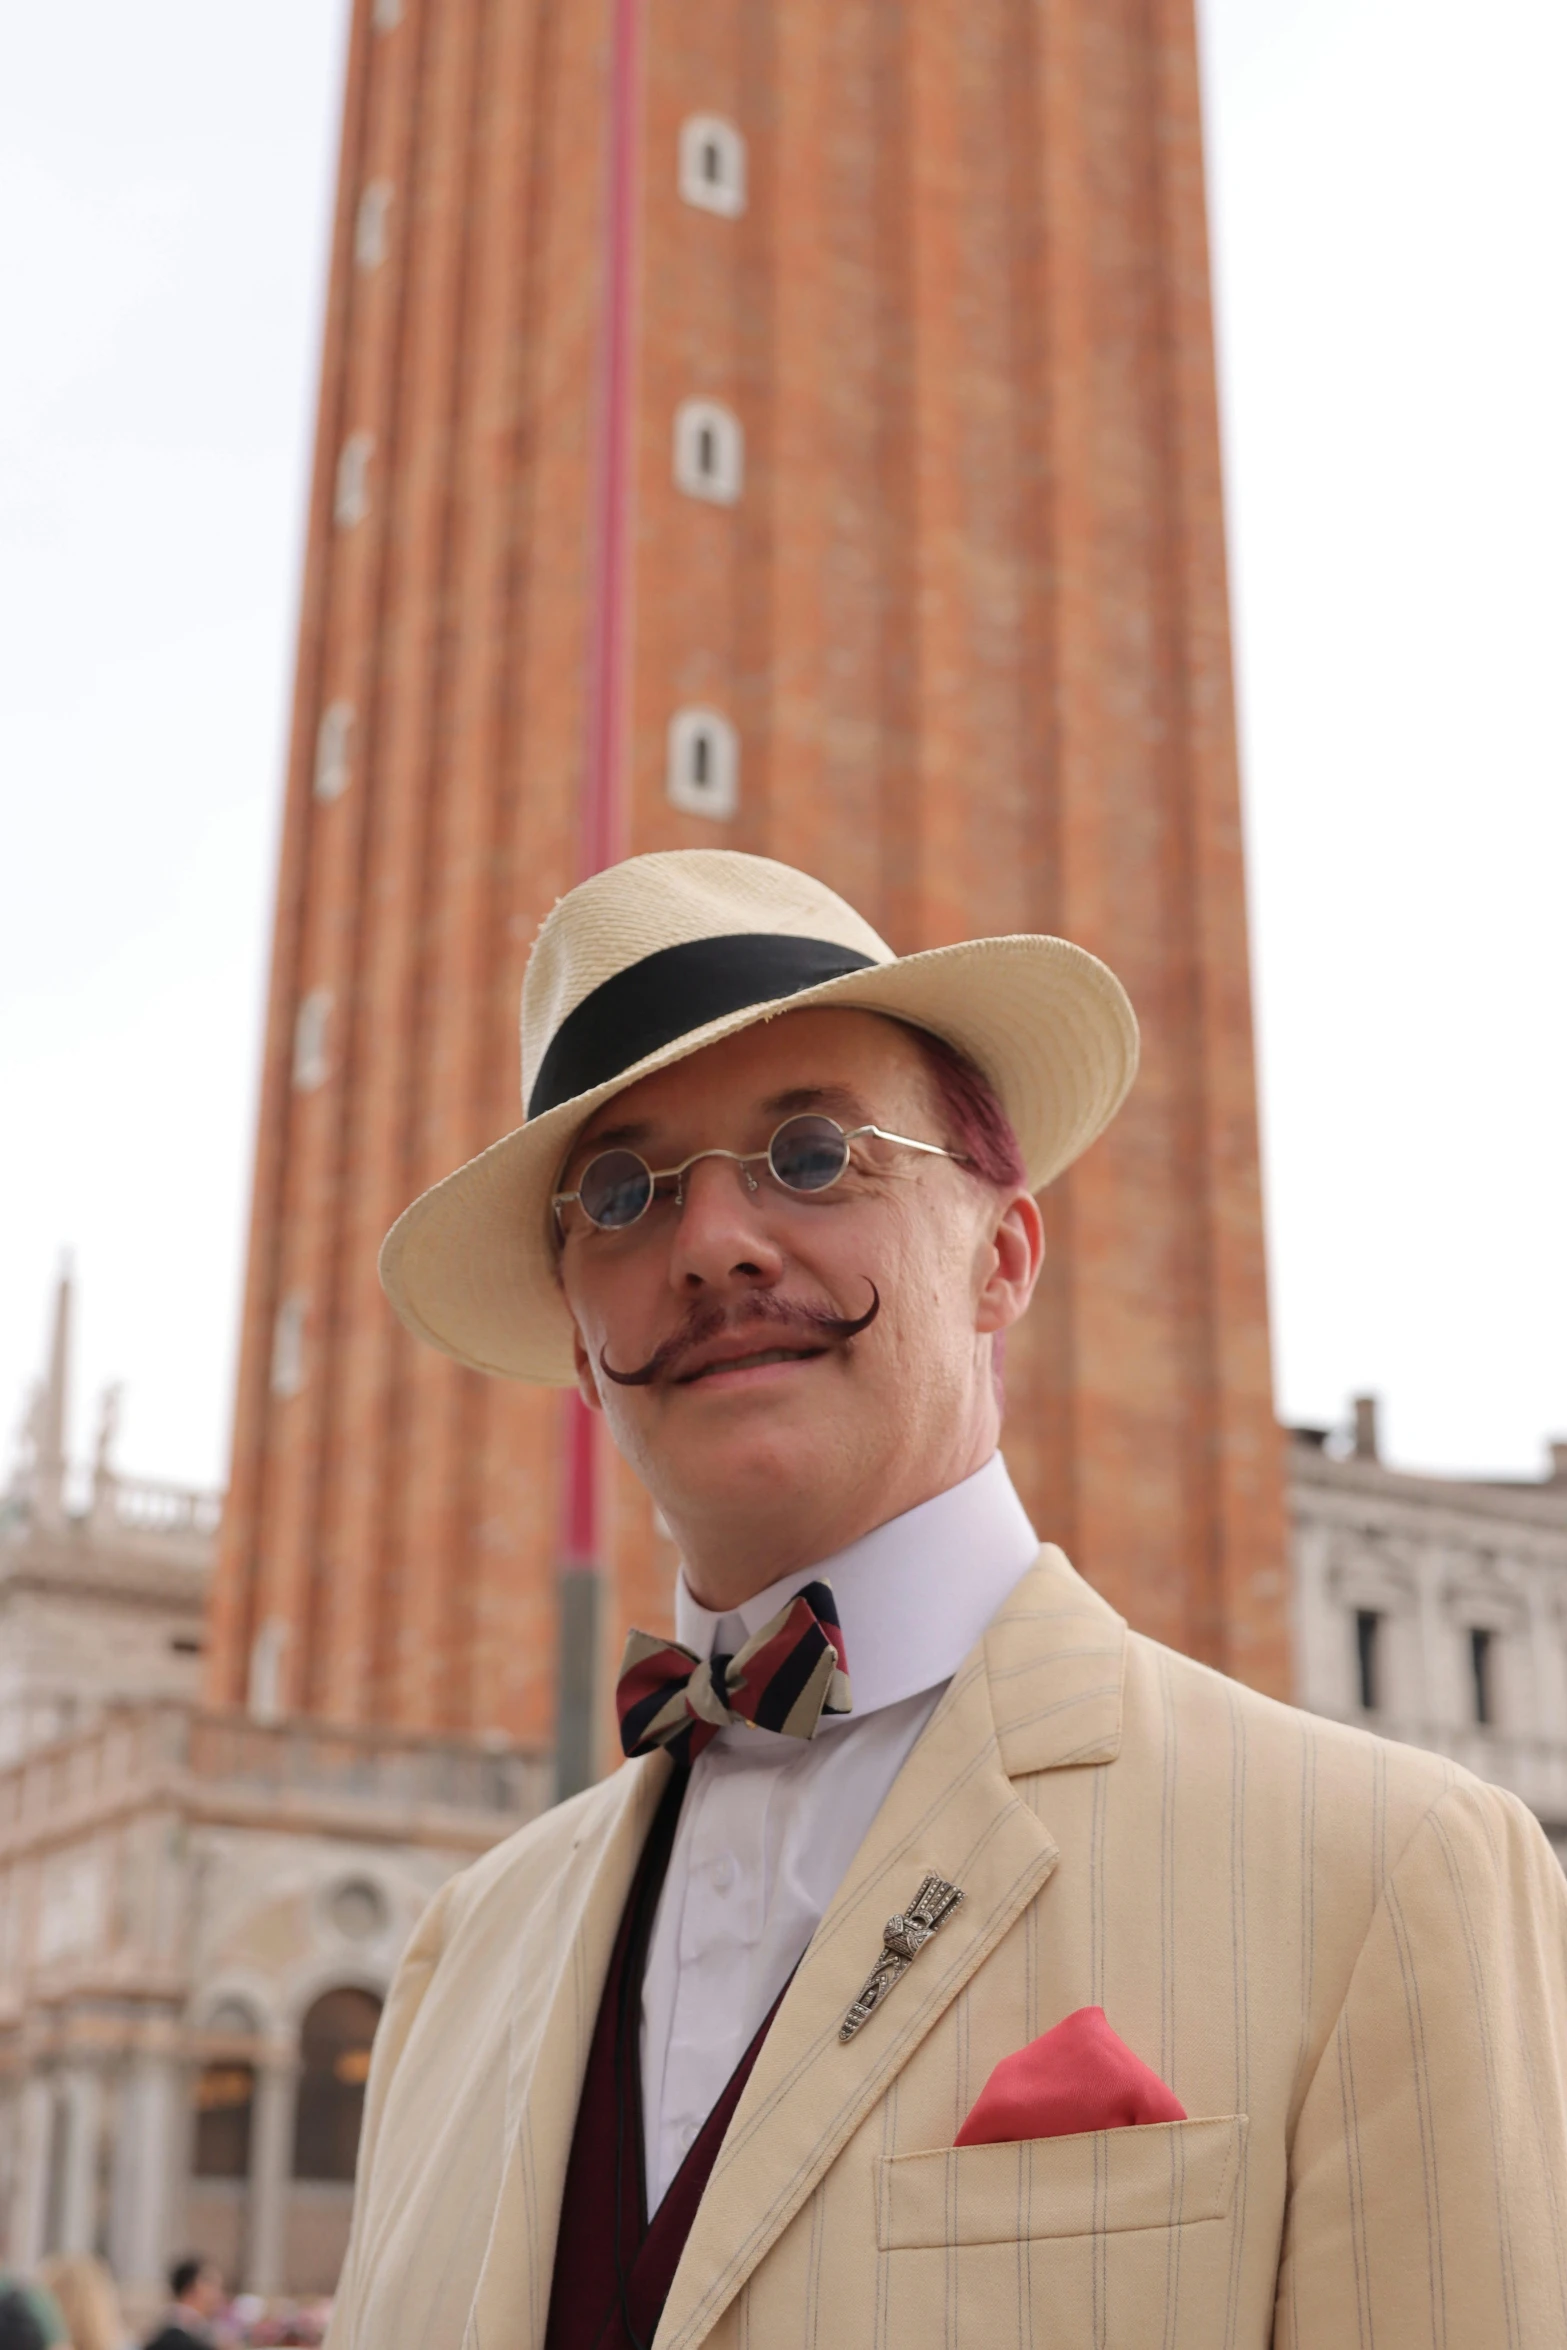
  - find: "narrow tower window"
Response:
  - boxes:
[1469,1627,1495,1728]
[293,989,334,1092]
[372,0,404,27]
[334,432,374,529]
[1354,1609,1381,1712]
[355,180,394,272]
[678,116,747,217]
[667,709,739,820]
[271,1295,307,1399]
[673,400,742,505]
[314,700,355,802]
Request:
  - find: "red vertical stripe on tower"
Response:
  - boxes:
[558,0,645,1788]
[582,0,643,881]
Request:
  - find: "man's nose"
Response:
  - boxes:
[666,1152,785,1292]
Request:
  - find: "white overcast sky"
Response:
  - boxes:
[1,0,1562,1493]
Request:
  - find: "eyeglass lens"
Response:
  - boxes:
[765,1114,850,1193]
[574,1113,853,1231]
[576,1149,655,1230]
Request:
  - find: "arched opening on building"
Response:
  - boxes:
[291,1987,382,2182]
[192,2062,256,2179]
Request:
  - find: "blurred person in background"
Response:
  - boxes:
[0,2270,64,2350]
[36,2258,124,2350]
[140,2262,222,2350]
[0,2285,49,2350]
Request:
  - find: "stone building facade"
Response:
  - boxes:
[1291,1404,1567,1865]
[0,1281,547,2310]
[0,1703,544,2305]
[0,1462,212,1770]
[0,1269,213,1764]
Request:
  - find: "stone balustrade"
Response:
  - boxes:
[0,1699,550,1859]
[101,1476,223,1540]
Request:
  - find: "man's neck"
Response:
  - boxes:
[674,1454,1040,1718]
[662,1391,1005,1616]
[677,1504,889,1613]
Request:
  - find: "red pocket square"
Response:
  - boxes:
[956,2005,1187,2146]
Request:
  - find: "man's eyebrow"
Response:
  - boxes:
[568,1118,655,1158]
[759,1083,870,1120]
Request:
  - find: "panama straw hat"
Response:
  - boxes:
[378,849,1139,1384]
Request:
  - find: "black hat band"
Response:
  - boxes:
[527,933,879,1120]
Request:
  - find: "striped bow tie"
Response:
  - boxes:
[616,1580,853,1763]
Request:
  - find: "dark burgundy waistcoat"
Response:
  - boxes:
[545,1766,787,2350]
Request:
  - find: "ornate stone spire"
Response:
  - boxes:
[16,1254,72,1529]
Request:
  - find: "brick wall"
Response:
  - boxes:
[208,0,1289,1754]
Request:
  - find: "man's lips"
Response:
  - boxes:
[673,1338,830,1386]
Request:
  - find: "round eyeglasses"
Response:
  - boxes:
[553,1112,964,1236]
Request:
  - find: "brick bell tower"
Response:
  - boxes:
[207,0,1289,1756]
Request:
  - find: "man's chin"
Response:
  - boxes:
[644,1415,854,1520]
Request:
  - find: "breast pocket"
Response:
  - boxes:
[875,2117,1248,2350]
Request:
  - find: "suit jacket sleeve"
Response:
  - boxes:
[327,1875,456,2346]
[1277,1776,1567,2347]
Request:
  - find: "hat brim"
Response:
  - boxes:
[378,932,1138,1384]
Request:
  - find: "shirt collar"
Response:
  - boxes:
[673,1452,1039,1720]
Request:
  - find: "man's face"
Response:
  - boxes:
[189,2266,225,2317]
[558,1008,1041,1586]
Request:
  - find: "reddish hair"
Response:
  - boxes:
[906,1025,1027,1190]
[904,1024,1026,1415]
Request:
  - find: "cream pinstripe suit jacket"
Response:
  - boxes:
[327,1547,1567,2349]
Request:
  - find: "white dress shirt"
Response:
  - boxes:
[640,1452,1039,2209]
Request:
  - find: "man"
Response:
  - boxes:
[142,2258,224,2350]
[333,849,1567,2349]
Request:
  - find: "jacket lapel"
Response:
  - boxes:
[654,1547,1125,2350]
[467,1750,670,2350]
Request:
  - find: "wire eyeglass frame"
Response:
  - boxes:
[552,1112,965,1238]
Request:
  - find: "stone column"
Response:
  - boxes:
[10,2077,54,2268]
[56,2066,104,2254]
[108,2050,184,2297]
[0,2088,14,2265]
[245,2054,298,2296]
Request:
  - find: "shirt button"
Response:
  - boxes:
[711,1855,735,1893]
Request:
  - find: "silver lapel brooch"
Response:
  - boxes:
[839,1873,964,2043]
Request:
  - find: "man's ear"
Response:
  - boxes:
[572,1328,605,1414]
[974,1187,1045,1336]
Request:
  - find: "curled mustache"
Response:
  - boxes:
[598,1280,881,1389]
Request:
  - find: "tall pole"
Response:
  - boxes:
[556,0,642,1803]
